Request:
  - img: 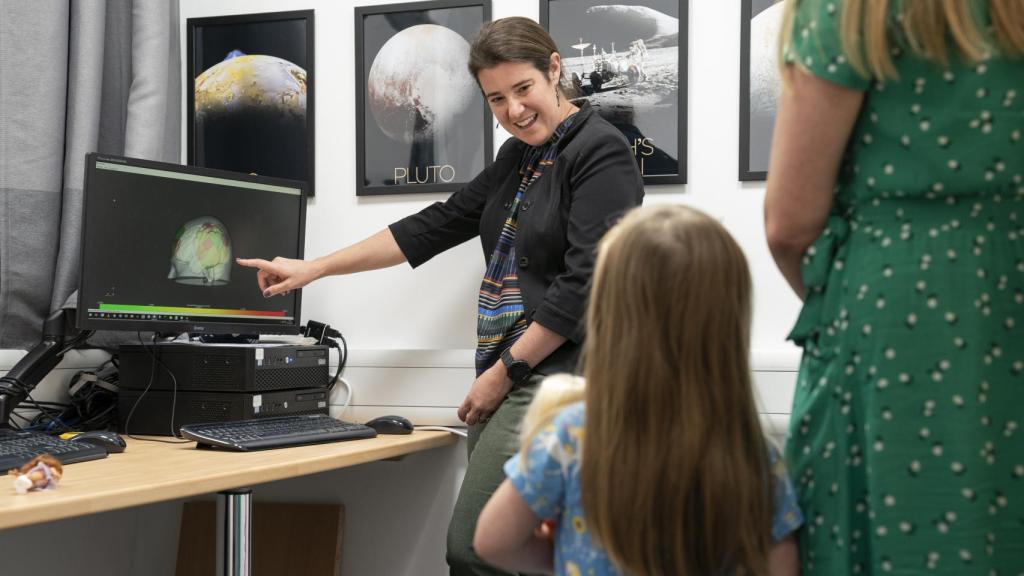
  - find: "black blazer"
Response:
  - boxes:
[389,104,644,375]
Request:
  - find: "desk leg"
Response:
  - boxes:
[220,488,252,576]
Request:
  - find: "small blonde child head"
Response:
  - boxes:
[526,204,773,575]
[517,374,586,461]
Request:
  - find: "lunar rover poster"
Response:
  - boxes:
[355,0,491,196]
[187,11,315,195]
[740,0,782,181]
[542,0,687,185]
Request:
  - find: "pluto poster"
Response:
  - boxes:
[542,0,687,184]
[355,1,491,196]
[740,0,782,181]
[187,11,315,194]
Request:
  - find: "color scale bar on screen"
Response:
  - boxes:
[93,304,288,319]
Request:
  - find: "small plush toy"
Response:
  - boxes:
[9,454,63,494]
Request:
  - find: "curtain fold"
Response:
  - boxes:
[0,0,180,349]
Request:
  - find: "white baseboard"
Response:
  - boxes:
[331,348,800,428]
[1,347,800,431]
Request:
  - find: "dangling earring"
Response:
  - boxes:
[556,88,561,107]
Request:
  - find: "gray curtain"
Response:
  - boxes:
[0,0,180,349]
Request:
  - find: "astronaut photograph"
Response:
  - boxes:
[355,0,491,196]
[542,0,687,184]
[740,0,782,180]
[187,11,315,194]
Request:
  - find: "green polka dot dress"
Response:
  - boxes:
[784,1,1024,573]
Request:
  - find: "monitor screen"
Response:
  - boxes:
[77,153,306,336]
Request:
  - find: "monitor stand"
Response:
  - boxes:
[0,309,89,427]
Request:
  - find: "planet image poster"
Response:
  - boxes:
[542,0,687,185]
[740,0,782,181]
[355,0,491,196]
[187,11,315,194]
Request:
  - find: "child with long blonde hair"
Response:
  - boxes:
[474,205,803,575]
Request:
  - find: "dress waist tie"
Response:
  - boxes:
[787,214,851,353]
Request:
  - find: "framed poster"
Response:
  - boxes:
[187,11,315,195]
[355,0,492,196]
[739,0,783,181]
[541,0,687,185]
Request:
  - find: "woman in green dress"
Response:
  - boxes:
[765,0,1024,573]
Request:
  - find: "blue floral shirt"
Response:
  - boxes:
[504,401,804,576]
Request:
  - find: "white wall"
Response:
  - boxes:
[0,1,805,574]
[177,0,804,424]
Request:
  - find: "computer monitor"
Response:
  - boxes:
[76,153,307,337]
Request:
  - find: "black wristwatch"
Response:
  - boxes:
[500,348,532,385]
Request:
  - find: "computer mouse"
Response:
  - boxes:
[365,415,414,435]
[69,430,127,453]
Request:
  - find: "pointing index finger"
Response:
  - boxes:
[236,257,271,270]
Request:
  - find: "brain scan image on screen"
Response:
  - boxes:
[168,216,232,286]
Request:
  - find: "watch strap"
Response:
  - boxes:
[500,348,514,368]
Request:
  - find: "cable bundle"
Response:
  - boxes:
[15,360,119,433]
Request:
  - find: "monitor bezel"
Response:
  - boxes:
[76,152,307,336]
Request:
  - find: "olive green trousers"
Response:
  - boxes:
[446,375,542,576]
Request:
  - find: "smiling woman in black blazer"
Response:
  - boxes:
[238,17,643,576]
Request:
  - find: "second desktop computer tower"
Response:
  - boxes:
[116,343,332,435]
[118,387,331,436]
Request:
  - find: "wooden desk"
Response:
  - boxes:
[0,431,457,574]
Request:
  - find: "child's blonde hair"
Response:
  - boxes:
[780,0,1024,82]
[520,205,773,575]
[517,373,586,467]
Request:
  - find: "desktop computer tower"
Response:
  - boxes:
[116,343,333,435]
[118,343,330,392]
[118,387,330,435]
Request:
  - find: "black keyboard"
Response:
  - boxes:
[0,428,108,471]
[179,414,377,451]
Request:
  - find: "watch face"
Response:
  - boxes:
[509,360,531,383]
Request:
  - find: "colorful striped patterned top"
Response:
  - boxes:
[475,114,577,376]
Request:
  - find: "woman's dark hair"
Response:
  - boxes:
[468,17,564,85]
